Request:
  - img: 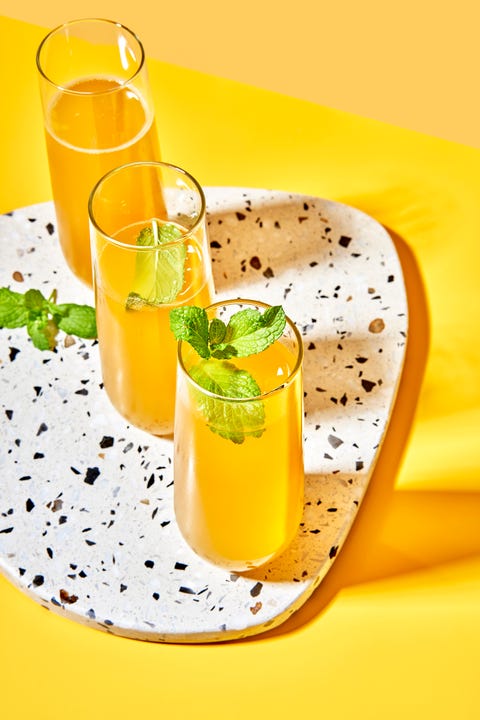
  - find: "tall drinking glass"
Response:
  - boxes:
[174,299,304,571]
[37,18,161,286]
[89,161,214,435]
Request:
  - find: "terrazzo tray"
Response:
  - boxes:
[0,188,408,642]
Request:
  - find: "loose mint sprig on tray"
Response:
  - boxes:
[169,304,286,444]
[0,286,97,351]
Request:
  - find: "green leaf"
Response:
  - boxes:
[0,287,28,328]
[27,318,57,351]
[210,305,286,359]
[170,305,211,359]
[208,317,227,345]
[24,288,47,312]
[189,359,265,444]
[126,221,186,309]
[56,304,97,338]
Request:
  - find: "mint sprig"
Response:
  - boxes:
[126,221,186,310]
[0,286,97,351]
[170,304,287,443]
[170,304,286,360]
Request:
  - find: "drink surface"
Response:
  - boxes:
[45,77,161,285]
[174,341,304,571]
[93,219,213,435]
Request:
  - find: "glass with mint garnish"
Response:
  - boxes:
[88,161,214,435]
[170,299,304,572]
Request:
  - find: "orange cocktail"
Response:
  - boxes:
[37,19,161,286]
[173,300,304,571]
[89,162,214,435]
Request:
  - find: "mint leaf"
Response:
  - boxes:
[170,305,210,359]
[189,360,265,444]
[27,318,57,351]
[55,304,97,338]
[210,305,286,359]
[24,288,47,312]
[0,287,28,328]
[208,318,227,345]
[126,222,186,309]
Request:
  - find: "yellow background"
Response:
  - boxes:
[1,0,479,148]
[1,5,480,720]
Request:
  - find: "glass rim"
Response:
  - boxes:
[177,298,304,402]
[88,160,207,250]
[36,17,146,93]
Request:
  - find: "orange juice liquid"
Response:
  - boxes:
[94,220,213,435]
[174,341,304,571]
[45,77,161,285]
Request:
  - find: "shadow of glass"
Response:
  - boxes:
[236,225,431,641]
[207,198,331,295]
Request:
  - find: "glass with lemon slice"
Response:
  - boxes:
[89,161,214,435]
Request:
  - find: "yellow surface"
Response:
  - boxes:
[0,0,478,148]
[1,14,480,720]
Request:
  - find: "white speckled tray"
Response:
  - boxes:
[0,189,407,642]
